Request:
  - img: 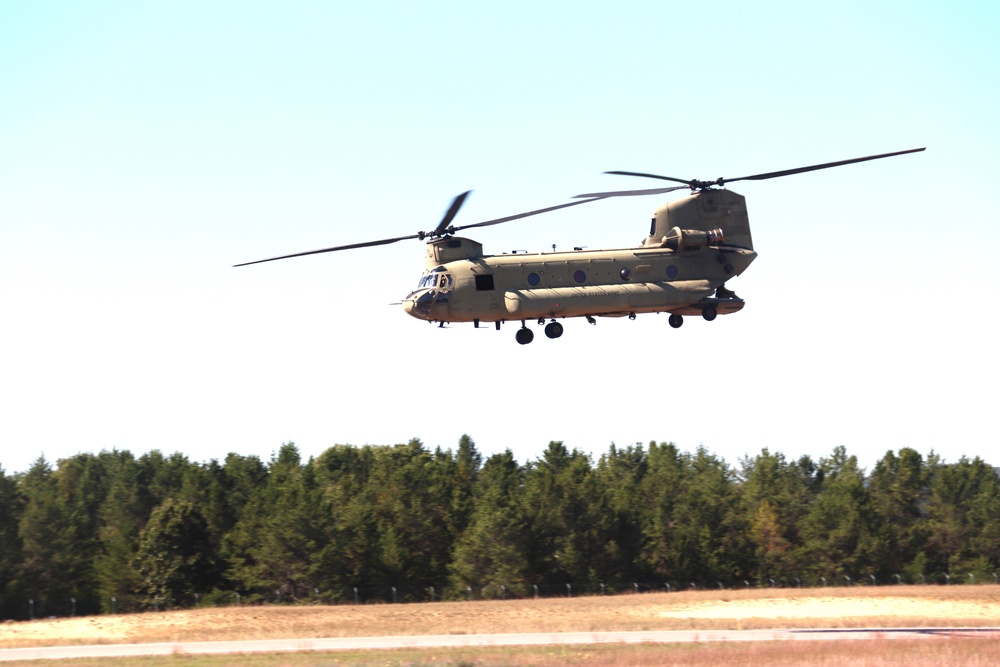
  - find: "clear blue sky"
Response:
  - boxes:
[1,1,997,475]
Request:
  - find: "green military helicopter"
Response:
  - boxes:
[237,148,924,344]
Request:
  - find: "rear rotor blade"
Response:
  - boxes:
[587,148,926,196]
[724,147,926,184]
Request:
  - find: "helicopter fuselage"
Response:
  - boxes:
[402,238,756,324]
[237,150,923,344]
[403,188,757,328]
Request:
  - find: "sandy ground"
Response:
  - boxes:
[2,586,999,649]
[658,595,1000,622]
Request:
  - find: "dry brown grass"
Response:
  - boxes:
[1,585,998,650]
[3,638,1000,667]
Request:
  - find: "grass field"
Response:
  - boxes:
[4,638,1000,667]
[1,585,999,665]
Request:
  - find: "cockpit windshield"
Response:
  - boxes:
[416,272,453,290]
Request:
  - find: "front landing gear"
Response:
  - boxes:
[669,313,684,329]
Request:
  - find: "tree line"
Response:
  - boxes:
[1,437,998,619]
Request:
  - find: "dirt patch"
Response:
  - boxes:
[658,596,1000,621]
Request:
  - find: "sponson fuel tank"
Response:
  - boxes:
[504,280,716,319]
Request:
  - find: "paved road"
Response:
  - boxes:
[3,628,999,661]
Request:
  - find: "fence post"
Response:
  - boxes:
[392,586,397,603]
[894,574,901,585]
[468,586,473,601]
[71,597,76,617]
[533,584,539,600]
[29,599,34,621]
[566,583,572,598]
[353,587,359,605]
[111,596,117,614]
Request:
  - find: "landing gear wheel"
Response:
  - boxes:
[669,313,684,329]
[544,321,564,339]
[702,305,718,321]
[515,327,534,345]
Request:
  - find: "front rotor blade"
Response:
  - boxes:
[573,184,690,199]
[233,233,422,267]
[432,190,472,236]
[725,148,926,183]
[450,196,608,233]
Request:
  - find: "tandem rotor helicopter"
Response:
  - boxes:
[236,148,924,344]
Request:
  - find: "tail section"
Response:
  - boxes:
[643,189,753,251]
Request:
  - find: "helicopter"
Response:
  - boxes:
[236,148,924,344]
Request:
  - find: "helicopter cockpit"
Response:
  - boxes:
[402,268,454,320]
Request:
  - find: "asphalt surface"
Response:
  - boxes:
[3,628,1000,661]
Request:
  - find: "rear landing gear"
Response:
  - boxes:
[515,320,564,344]
[669,313,684,329]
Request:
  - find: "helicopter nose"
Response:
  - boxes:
[402,289,435,319]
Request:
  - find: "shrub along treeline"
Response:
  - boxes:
[0,438,998,619]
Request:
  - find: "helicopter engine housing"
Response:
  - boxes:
[644,189,753,251]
